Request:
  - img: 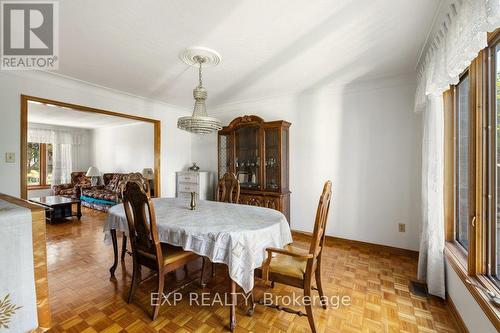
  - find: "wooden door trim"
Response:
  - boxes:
[20,95,161,199]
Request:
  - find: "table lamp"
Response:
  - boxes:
[142,168,154,180]
[86,166,100,186]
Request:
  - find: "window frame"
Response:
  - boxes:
[27,142,52,190]
[444,30,500,329]
[454,70,473,254]
[487,32,500,288]
[446,65,480,274]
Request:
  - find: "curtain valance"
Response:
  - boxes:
[415,0,500,112]
[27,126,88,145]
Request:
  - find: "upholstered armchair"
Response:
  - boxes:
[52,171,91,198]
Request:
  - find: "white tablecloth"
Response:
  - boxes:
[0,199,38,332]
[104,198,293,293]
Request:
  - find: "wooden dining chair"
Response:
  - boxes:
[216,172,240,203]
[211,172,241,278]
[122,180,203,320]
[259,181,332,333]
[119,172,150,261]
[119,172,150,199]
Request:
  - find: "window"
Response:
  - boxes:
[444,31,500,330]
[490,42,500,286]
[27,142,53,188]
[27,143,40,186]
[456,73,470,251]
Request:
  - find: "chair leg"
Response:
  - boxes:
[121,234,127,261]
[109,229,118,278]
[200,257,206,288]
[246,291,255,316]
[127,259,139,304]
[152,270,165,321]
[304,284,317,333]
[315,260,327,309]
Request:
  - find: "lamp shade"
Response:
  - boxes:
[86,166,100,177]
[142,168,154,180]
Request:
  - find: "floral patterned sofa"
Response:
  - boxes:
[52,172,91,198]
[80,173,128,211]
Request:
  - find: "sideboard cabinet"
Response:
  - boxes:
[176,171,212,200]
[218,115,291,222]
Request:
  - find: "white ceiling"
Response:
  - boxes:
[54,0,439,108]
[28,102,142,129]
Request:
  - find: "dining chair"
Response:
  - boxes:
[211,172,241,278]
[119,172,150,198]
[122,180,203,320]
[119,172,150,261]
[216,172,240,203]
[259,180,332,333]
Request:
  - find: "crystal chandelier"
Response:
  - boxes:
[177,48,222,134]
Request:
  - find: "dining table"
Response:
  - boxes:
[103,197,293,330]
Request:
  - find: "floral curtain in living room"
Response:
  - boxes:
[415,0,500,298]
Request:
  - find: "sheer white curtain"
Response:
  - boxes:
[418,96,445,298]
[27,127,54,143]
[416,0,500,112]
[52,131,73,185]
[415,0,500,297]
[27,125,88,185]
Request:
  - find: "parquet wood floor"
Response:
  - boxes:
[45,207,459,333]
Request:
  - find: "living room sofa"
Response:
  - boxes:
[53,172,132,212]
[80,173,128,211]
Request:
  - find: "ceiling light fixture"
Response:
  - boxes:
[177,47,222,134]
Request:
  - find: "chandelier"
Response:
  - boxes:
[177,47,222,134]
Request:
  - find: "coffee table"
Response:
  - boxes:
[29,196,81,223]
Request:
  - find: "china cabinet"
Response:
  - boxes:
[218,115,291,222]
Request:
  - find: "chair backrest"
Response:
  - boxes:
[119,173,150,199]
[216,172,240,203]
[122,180,162,264]
[308,181,332,259]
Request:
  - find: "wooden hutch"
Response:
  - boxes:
[218,115,291,222]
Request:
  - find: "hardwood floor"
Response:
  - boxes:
[45,207,459,332]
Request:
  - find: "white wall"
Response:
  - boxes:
[0,71,192,198]
[445,260,497,333]
[91,122,154,174]
[192,74,422,251]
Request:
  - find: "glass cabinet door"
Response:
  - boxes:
[265,128,280,190]
[235,126,260,189]
[218,134,234,177]
[281,127,289,191]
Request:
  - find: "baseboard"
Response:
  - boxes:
[446,293,469,333]
[291,230,419,258]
